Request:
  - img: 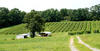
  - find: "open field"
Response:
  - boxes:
[0,32,70,51]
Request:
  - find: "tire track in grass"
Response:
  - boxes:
[77,36,100,51]
[70,36,79,51]
[74,36,92,51]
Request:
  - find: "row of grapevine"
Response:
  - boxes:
[45,21,100,35]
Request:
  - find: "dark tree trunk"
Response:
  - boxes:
[31,31,35,38]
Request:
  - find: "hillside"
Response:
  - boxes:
[0,21,100,51]
[0,21,100,35]
[0,24,29,34]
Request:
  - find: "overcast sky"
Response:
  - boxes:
[0,0,100,12]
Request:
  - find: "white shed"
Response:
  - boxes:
[16,33,30,39]
[39,32,51,37]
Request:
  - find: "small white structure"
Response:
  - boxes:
[16,33,30,39]
[39,32,51,37]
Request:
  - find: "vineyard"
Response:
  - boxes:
[45,21,100,34]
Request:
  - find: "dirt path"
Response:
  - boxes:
[70,37,79,51]
[77,36,100,51]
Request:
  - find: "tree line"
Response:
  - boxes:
[0,4,100,28]
[0,8,26,28]
[41,4,100,21]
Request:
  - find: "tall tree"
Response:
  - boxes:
[20,11,26,23]
[60,8,68,20]
[0,7,9,28]
[70,8,89,21]
[25,10,45,38]
[90,4,100,20]
[41,9,61,22]
[8,8,22,25]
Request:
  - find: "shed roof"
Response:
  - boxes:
[40,32,51,35]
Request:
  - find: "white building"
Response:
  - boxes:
[39,32,51,37]
[16,33,30,39]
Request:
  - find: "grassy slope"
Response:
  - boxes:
[0,32,71,51]
[80,34,100,49]
[0,24,29,34]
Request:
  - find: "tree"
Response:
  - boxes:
[25,10,45,38]
[60,8,68,20]
[64,16,71,21]
[90,4,100,20]
[20,11,26,23]
[8,8,22,25]
[41,9,61,22]
[0,7,9,28]
[70,8,89,21]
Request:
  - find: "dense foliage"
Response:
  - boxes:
[40,4,100,21]
[0,7,26,28]
[41,9,61,22]
[0,4,100,28]
[24,10,45,38]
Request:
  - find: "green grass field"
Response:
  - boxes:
[80,34,100,49]
[0,24,29,35]
[74,36,92,51]
[0,32,71,51]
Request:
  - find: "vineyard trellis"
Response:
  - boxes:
[45,21,100,35]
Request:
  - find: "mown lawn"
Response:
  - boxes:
[80,34,100,49]
[0,32,71,51]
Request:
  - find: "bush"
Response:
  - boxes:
[94,30,99,33]
[77,31,84,34]
[68,31,84,35]
[84,30,91,34]
[68,31,77,35]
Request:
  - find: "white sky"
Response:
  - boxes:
[0,0,100,12]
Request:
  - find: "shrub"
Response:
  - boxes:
[68,31,77,35]
[84,31,91,34]
[77,31,84,34]
[94,30,99,33]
